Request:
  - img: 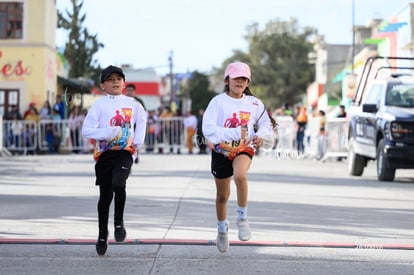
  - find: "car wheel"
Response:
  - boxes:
[376,139,395,181]
[348,136,365,176]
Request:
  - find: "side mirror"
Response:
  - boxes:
[362,103,378,113]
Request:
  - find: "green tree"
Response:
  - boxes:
[223,18,316,110]
[185,71,215,112]
[57,0,104,85]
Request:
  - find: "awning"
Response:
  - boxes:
[364,38,386,45]
[57,76,92,94]
[378,22,407,33]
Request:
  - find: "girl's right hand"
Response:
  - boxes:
[241,125,248,140]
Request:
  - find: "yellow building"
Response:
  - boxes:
[0,0,58,117]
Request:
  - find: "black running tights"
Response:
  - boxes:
[98,184,126,233]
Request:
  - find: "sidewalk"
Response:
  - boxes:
[0,153,413,274]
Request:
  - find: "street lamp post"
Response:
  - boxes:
[352,0,355,75]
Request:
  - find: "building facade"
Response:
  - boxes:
[123,66,162,112]
[309,3,414,112]
[0,0,60,117]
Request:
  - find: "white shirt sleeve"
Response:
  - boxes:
[132,104,147,149]
[81,103,121,141]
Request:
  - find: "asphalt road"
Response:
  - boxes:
[0,152,413,274]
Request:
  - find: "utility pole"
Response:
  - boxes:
[352,0,355,75]
[168,50,174,105]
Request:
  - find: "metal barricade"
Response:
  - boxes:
[148,117,186,154]
[274,116,295,151]
[1,116,349,158]
[0,117,11,156]
[2,119,87,154]
[322,118,348,161]
[2,119,38,155]
[38,119,69,153]
[260,116,296,158]
[41,119,94,154]
[304,117,320,158]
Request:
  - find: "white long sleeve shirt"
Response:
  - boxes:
[82,94,147,161]
[202,93,274,158]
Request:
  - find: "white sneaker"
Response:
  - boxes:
[237,219,251,241]
[216,231,229,253]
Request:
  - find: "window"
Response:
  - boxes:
[0,2,23,39]
[365,83,383,106]
[0,89,20,117]
[386,83,414,107]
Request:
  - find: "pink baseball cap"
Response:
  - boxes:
[224,62,251,81]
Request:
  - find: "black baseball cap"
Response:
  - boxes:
[100,65,125,83]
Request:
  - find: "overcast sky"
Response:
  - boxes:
[55,0,410,75]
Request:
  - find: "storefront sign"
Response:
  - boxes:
[0,50,31,79]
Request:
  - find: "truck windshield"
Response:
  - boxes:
[385,83,414,107]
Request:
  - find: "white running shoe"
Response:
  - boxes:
[216,231,229,253]
[237,219,251,241]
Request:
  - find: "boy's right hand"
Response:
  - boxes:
[107,126,121,141]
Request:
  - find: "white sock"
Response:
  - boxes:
[237,206,248,221]
[217,220,228,233]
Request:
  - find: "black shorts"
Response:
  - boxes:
[95,150,133,187]
[211,150,253,179]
